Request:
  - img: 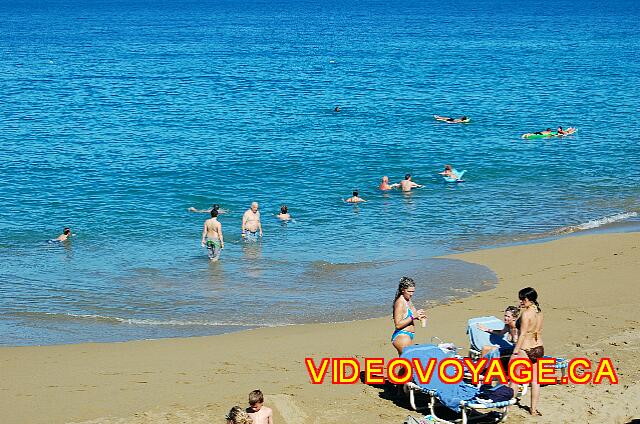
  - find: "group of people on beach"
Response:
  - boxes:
[225,389,274,424]
[392,278,545,416]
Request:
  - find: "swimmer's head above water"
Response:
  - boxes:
[404,174,411,180]
[251,202,259,212]
[352,190,359,197]
[210,209,219,218]
[280,205,288,214]
[334,106,341,112]
[63,228,71,235]
[444,164,452,171]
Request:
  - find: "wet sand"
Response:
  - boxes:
[1,232,638,424]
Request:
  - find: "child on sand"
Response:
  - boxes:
[246,389,274,424]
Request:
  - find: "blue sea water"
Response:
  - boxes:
[1,0,639,345]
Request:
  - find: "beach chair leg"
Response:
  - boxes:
[461,405,468,424]
[409,386,417,411]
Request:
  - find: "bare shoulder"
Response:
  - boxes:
[264,406,273,415]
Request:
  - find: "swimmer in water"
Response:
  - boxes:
[334,106,341,112]
[188,204,227,214]
[399,174,424,192]
[55,227,74,242]
[344,190,366,203]
[438,164,459,180]
[434,115,470,124]
[276,205,291,221]
[379,176,400,191]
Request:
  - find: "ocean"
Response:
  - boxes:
[1,0,639,345]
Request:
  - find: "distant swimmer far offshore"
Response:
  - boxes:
[439,165,466,182]
[188,204,228,214]
[53,227,75,242]
[399,174,424,192]
[521,126,577,139]
[344,190,366,203]
[379,176,400,191]
[434,115,470,124]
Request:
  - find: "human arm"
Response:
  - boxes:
[477,323,508,336]
[393,298,416,330]
[218,223,224,249]
[241,212,247,237]
[258,219,263,237]
[201,222,207,246]
[267,407,273,424]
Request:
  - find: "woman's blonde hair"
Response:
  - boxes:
[225,406,253,424]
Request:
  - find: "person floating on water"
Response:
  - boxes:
[434,115,470,124]
[55,227,74,242]
[399,174,423,192]
[201,209,224,261]
[439,165,459,180]
[344,190,366,203]
[188,204,227,214]
[379,176,400,191]
[242,202,263,241]
[276,205,291,221]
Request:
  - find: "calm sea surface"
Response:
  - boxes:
[1,0,639,345]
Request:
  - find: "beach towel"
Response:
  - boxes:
[401,344,479,412]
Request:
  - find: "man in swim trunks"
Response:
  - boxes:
[201,209,224,261]
[242,202,263,241]
[400,174,424,192]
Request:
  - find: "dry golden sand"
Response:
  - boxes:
[1,232,639,424]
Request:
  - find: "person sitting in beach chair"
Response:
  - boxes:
[402,344,517,424]
[470,306,519,359]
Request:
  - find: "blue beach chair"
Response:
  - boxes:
[467,316,514,360]
[467,316,569,377]
[402,344,518,424]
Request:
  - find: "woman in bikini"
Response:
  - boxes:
[511,287,544,416]
[476,305,519,357]
[391,277,426,355]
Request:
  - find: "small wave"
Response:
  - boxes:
[8,311,282,327]
[553,211,638,235]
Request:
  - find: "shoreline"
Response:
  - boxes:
[1,232,639,423]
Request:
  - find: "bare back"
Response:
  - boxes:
[518,307,543,350]
[204,218,221,240]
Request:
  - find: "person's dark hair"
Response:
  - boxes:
[210,209,219,218]
[404,174,411,180]
[212,204,220,211]
[63,228,71,235]
[394,276,416,307]
[353,190,358,197]
[444,164,452,170]
[280,205,288,214]
[558,126,563,131]
[546,128,551,132]
[461,116,468,120]
[248,389,264,405]
[518,287,541,310]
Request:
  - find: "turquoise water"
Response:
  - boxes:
[1,0,639,345]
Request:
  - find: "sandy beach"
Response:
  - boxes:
[1,232,639,424]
